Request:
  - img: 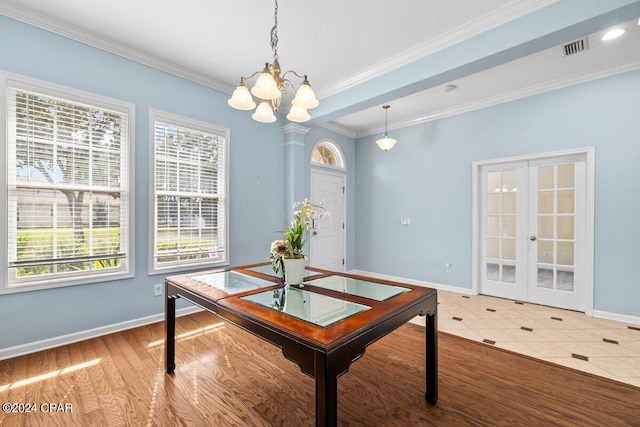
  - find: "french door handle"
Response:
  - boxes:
[530,236,537,241]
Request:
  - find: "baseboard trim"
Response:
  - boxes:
[0,306,204,361]
[347,269,475,295]
[592,310,640,327]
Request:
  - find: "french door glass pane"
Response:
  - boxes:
[503,170,517,191]
[538,216,554,239]
[557,164,575,188]
[557,241,574,265]
[487,216,500,236]
[503,265,516,283]
[502,193,516,214]
[557,216,574,239]
[537,268,553,288]
[487,263,499,281]
[487,194,500,214]
[538,240,554,264]
[557,270,575,291]
[502,216,516,237]
[502,239,516,260]
[487,238,499,259]
[487,172,501,192]
[538,166,554,189]
[557,190,575,214]
[538,191,554,214]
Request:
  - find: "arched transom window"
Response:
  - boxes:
[311,140,345,170]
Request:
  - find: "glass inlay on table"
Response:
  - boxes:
[242,287,370,327]
[190,271,275,295]
[307,275,410,301]
[241,263,316,279]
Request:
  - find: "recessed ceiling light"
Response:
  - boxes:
[602,28,625,41]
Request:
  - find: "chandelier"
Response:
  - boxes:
[376,105,397,151]
[227,0,319,123]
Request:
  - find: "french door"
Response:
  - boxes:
[479,153,588,311]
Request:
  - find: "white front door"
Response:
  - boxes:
[310,169,345,272]
[479,153,588,311]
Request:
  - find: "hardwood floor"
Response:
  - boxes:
[1,311,639,426]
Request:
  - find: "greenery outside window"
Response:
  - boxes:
[150,110,229,273]
[1,73,134,292]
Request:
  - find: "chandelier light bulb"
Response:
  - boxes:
[292,78,319,109]
[252,100,277,123]
[228,81,257,110]
[286,104,311,123]
[251,65,281,100]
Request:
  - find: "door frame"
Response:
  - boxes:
[310,167,347,271]
[471,147,595,315]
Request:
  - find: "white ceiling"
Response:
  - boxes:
[2,0,639,137]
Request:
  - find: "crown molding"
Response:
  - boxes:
[0,3,234,94]
[356,59,640,139]
[317,122,357,139]
[316,0,559,99]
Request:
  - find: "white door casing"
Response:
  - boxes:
[310,169,345,272]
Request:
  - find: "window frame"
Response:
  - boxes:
[0,71,135,294]
[310,139,346,171]
[148,109,230,275]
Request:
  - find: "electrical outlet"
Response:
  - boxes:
[154,284,162,297]
[445,263,453,273]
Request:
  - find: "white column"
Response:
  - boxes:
[281,123,310,221]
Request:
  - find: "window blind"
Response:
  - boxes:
[6,87,129,283]
[153,118,227,269]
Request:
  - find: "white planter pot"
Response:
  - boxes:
[283,257,306,286]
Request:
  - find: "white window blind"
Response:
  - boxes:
[151,112,228,272]
[5,82,131,290]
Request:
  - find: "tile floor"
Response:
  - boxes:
[413,290,640,388]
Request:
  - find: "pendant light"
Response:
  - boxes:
[376,105,397,151]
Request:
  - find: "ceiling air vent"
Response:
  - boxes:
[563,38,588,56]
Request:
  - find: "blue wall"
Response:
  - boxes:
[0,15,354,349]
[355,69,640,318]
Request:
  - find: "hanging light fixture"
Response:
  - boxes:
[376,105,397,151]
[228,0,319,123]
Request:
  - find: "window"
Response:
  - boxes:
[150,110,228,273]
[2,73,134,292]
[311,140,345,170]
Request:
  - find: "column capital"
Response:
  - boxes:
[281,123,310,136]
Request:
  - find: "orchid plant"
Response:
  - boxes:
[270,198,327,275]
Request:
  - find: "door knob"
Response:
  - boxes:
[530,236,537,241]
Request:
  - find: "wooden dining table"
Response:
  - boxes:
[165,263,438,427]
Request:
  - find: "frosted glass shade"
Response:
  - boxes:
[286,104,311,123]
[228,83,256,110]
[376,136,397,151]
[252,100,277,123]
[292,82,319,109]
[251,71,281,100]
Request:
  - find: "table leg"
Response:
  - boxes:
[315,351,338,427]
[165,289,176,374]
[425,311,438,404]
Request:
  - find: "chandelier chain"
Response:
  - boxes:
[270,0,279,61]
